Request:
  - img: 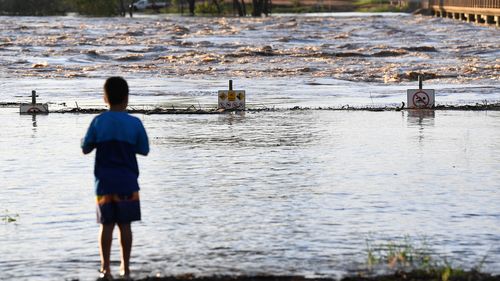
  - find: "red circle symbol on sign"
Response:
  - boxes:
[27,107,41,113]
[412,91,430,107]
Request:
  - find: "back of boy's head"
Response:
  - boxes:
[104,76,129,105]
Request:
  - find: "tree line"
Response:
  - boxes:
[0,0,270,16]
[0,0,127,16]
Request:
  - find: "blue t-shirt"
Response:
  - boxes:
[82,111,149,196]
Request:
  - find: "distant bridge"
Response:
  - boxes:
[426,0,500,26]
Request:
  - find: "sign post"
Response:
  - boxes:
[20,90,49,114]
[218,80,245,110]
[407,75,435,109]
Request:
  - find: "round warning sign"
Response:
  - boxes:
[412,91,430,108]
[27,107,42,113]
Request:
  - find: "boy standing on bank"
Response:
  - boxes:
[82,77,149,279]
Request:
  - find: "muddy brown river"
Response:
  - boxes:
[0,13,499,281]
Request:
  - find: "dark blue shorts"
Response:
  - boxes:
[96,192,141,224]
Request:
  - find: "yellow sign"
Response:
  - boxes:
[218,90,246,110]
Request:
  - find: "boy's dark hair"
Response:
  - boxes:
[104,77,129,105]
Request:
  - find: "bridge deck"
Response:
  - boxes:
[428,1,500,25]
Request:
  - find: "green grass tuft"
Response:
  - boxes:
[364,235,491,281]
[2,210,19,223]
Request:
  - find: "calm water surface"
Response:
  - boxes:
[0,12,500,281]
[1,108,499,280]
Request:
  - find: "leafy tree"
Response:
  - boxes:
[0,0,125,16]
[71,0,121,16]
[251,0,270,16]
[0,0,67,15]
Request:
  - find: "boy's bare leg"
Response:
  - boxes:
[118,223,132,276]
[99,223,115,276]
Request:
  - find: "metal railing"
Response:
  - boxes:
[428,0,500,8]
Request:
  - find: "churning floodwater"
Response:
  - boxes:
[0,12,499,281]
[0,13,499,107]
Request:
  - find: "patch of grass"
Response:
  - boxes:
[2,210,19,223]
[366,235,433,270]
[356,4,409,12]
[353,0,413,13]
[272,5,330,13]
[194,1,221,15]
[365,236,491,281]
[354,0,391,6]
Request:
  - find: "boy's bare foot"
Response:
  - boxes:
[119,268,131,280]
[98,269,113,281]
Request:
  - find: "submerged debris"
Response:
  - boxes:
[54,106,223,115]
[53,103,500,114]
[0,102,22,108]
[2,103,500,114]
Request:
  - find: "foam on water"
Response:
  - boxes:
[0,13,499,107]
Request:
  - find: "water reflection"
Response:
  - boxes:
[32,114,37,128]
[218,111,246,126]
[406,109,435,127]
[406,109,435,144]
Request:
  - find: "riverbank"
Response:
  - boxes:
[150,0,412,15]
[148,0,414,14]
[135,271,500,281]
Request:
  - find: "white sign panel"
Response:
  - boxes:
[407,89,435,109]
[20,103,49,114]
[218,90,245,110]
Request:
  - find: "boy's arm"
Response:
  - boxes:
[136,122,149,156]
[81,121,97,154]
[81,141,95,154]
